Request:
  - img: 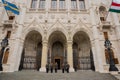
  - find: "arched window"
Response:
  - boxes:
[31,0,37,8]
[3,48,9,64]
[6,31,11,39]
[79,0,85,10]
[39,0,45,9]
[99,6,107,21]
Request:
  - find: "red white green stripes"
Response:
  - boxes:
[109,0,120,13]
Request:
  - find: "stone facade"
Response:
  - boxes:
[0,0,120,73]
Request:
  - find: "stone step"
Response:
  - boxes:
[0,70,119,80]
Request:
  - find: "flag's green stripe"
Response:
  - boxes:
[109,8,120,13]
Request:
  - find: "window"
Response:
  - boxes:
[79,0,85,10]
[31,0,37,8]
[105,49,119,64]
[51,0,57,9]
[9,16,15,20]
[6,31,11,38]
[99,6,107,21]
[100,17,105,21]
[103,32,108,40]
[59,0,65,9]
[39,0,45,9]
[71,0,77,9]
[3,48,9,64]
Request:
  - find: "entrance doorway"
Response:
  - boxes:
[48,31,67,70]
[19,31,42,71]
[55,59,60,69]
[73,31,95,70]
[51,41,64,69]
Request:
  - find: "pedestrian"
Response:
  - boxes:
[54,62,58,73]
[61,63,65,73]
[66,63,70,73]
[74,65,78,72]
[50,63,53,73]
[46,63,49,73]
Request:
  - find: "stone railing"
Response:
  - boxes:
[4,20,14,24]
[101,21,111,25]
[98,21,112,30]
[2,20,14,28]
[27,8,88,14]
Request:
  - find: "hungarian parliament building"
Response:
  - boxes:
[0,0,120,73]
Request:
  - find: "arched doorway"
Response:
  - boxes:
[48,31,67,69]
[19,31,42,71]
[73,31,95,70]
[52,41,64,69]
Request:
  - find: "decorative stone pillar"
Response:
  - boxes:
[14,40,24,71]
[39,40,48,72]
[112,13,120,48]
[91,40,99,71]
[67,41,74,72]
[3,5,26,72]
[89,5,104,73]
[112,13,120,69]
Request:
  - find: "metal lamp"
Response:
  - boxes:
[104,39,118,71]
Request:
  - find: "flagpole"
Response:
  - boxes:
[105,11,109,21]
[105,0,113,20]
[5,10,9,18]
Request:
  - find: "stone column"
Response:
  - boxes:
[89,5,104,72]
[66,0,70,18]
[66,0,70,11]
[39,40,48,72]
[77,0,79,11]
[67,41,74,72]
[91,40,99,71]
[112,13,120,69]
[37,0,40,8]
[112,13,120,48]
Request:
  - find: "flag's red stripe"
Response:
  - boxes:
[112,2,120,6]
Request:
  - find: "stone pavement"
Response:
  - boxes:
[0,70,119,80]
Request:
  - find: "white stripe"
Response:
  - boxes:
[113,0,120,4]
[111,5,120,10]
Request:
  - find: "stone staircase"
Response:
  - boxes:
[0,70,119,80]
[113,72,120,80]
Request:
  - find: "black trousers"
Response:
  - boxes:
[46,68,49,73]
[62,69,64,73]
[55,68,57,73]
[51,68,53,73]
[67,68,69,73]
[75,68,77,72]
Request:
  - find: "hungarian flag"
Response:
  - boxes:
[109,0,120,13]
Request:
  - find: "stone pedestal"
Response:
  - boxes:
[40,67,46,72]
[103,64,109,73]
[69,67,74,72]
[2,64,11,72]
